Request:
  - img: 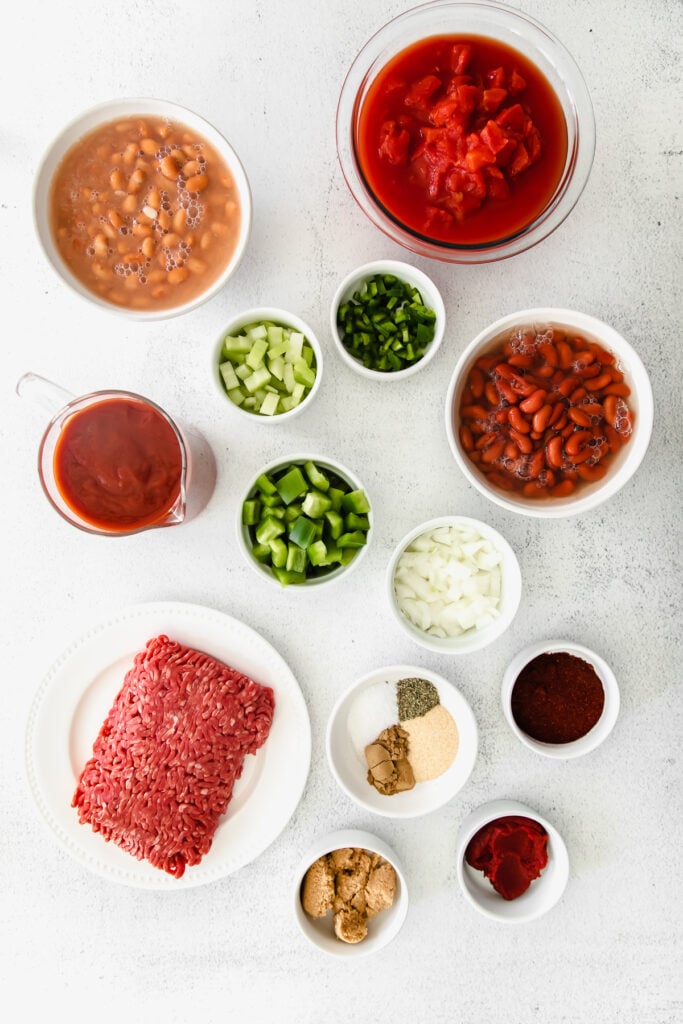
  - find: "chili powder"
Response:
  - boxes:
[511,651,604,743]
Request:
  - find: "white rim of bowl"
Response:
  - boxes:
[236,453,372,590]
[293,828,409,957]
[456,798,570,923]
[444,307,654,517]
[501,639,620,759]
[213,307,323,422]
[325,663,479,819]
[33,97,252,322]
[329,259,446,380]
[386,514,522,653]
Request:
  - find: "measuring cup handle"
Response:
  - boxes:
[16,373,76,417]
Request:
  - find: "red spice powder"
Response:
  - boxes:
[511,651,605,743]
[465,815,548,900]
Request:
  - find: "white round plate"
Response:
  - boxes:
[25,601,311,889]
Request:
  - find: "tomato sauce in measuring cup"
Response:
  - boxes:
[52,396,184,532]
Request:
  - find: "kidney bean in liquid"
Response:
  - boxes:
[457,327,634,498]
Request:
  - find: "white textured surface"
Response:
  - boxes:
[1,1,681,1021]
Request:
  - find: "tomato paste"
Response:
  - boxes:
[355,35,567,245]
[53,396,183,532]
[465,815,548,900]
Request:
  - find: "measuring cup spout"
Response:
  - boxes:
[16,373,76,417]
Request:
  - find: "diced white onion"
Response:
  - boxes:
[393,524,503,637]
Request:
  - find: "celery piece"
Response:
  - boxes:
[267,323,284,347]
[324,509,344,540]
[269,537,287,568]
[291,383,306,404]
[302,489,332,518]
[255,473,277,495]
[328,487,345,512]
[242,499,261,526]
[222,335,252,356]
[289,515,317,549]
[268,355,285,381]
[235,363,252,381]
[283,362,295,394]
[293,361,316,389]
[302,343,314,368]
[345,512,370,531]
[304,461,329,491]
[220,361,240,391]
[227,387,245,407]
[259,392,280,416]
[338,530,367,549]
[284,331,305,362]
[255,516,286,545]
[273,567,306,587]
[275,466,308,505]
[341,489,370,514]
[246,336,269,370]
[251,542,272,562]
[247,324,268,341]
[307,540,328,566]
[244,367,272,394]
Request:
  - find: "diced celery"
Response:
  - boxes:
[267,324,284,347]
[248,324,268,341]
[285,331,305,362]
[222,335,252,356]
[269,355,285,381]
[244,367,272,394]
[283,362,295,394]
[227,387,245,407]
[220,361,240,391]
[246,336,269,370]
[235,363,252,381]
[293,361,315,389]
[259,392,280,416]
[302,343,314,367]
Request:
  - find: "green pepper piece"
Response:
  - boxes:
[269,537,287,568]
[304,461,330,491]
[273,567,307,587]
[345,512,370,531]
[286,543,308,573]
[307,540,328,566]
[341,489,371,514]
[250,542,272,563]
[255,472,277,496]
[242,499,261,526]
[289,515,317,549]
[302,489,332,518]
[338,530,367,549]
[275,466,308,505]
[324,509,344,540]
[255,516,286,545]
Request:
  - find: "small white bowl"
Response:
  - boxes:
[326,664,478,819]
[456,799,569,924]
[330,259,445,380]
[293,828,409,957]
[237,453,372,589]
[212,307,322,422]
[445,308,654,517]
[33,98,252,321]
[501,640,620,759]
[386,515,522,654]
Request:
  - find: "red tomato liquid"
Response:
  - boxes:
[53,397,184,532]
[355,35,568,245]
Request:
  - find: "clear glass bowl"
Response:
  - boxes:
[336,0,595,264]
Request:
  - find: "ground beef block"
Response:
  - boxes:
[71,635,275,877]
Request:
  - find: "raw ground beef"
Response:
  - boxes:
[72,634,275,877]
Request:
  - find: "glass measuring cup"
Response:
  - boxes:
[17,373,216,536]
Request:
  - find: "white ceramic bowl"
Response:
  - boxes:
[329,259,445,380]
[212,307,322,422]
[293,828,409,957]
[386,515,522,654]
[501,639,620,759]
[456,799,569,923]
[445,308,654,517]
[326,664,478,818]
[237,453,372,589]
[33,97,252,321]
